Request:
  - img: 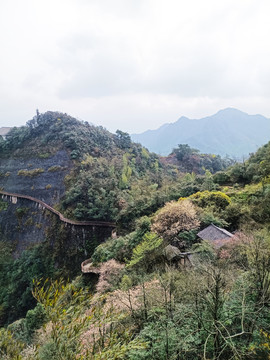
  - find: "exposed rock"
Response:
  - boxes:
[0,150,72,205]
[164,244,182,261]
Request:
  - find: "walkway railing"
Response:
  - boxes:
[0,190,116,228]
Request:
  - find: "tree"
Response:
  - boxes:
[151,199,200,245]
[127,232,163,270]
[173,144,198,162]
[201,170,216,191]
[115,129,131,149]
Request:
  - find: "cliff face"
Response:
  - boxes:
[0,195,113,271]
[0,196,50,255]
[0,150,72,205]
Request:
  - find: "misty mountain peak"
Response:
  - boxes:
[131,109,270,157]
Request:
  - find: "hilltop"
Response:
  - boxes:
[0,111,165,224]
[131,108,270,158]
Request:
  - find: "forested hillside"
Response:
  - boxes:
[0,111,231,227]
[0,112,270,359]
[163,143,234,174]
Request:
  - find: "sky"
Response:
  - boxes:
[1,0,270,134]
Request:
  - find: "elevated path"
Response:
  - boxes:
[0,190,116,228]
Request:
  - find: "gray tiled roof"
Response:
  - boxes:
[197,224,233,242]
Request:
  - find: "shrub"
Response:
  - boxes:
[152,200,200,242]
[0,328,25,359]
[126,232,163,269]
[25,303,47,337]
[70,149,80,159]
[15,207,29,219]
[0,199,8,211]
[91,216,152,264]
[17,168,44,177]
[213,171,231,185]
[48,165,64,172]
[38,153,50,159]
[188,190,231,210]
[91,235,131,264]
[200,209,228,228]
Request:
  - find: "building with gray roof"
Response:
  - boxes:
[197,224,234,248]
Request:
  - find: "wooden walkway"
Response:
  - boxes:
[81,259,101,273]
[0,190,116,228]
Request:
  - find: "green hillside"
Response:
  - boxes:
[0,112,270,359]
[0,111,232,227]
[0,111,172,226]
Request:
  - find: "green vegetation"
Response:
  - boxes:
[1,230,269,359]
[0,111,233,226]
[91,216,152,264]
[188,190,231,210]
[0,111,176,225]
[151,200,200,245]
[169,143,234,174]
[213,140,270,186]
[1,111,270,359]
[0,199,8,211]
[0,243,55,326]
[17,168,45,177]
[126,232,163,269]
[48,165,64,172]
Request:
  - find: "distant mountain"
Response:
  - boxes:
[131,108,270,158]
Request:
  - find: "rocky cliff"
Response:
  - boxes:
[0,194,113,272]
[0,150,72,205]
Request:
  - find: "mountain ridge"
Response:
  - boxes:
[131,108,270,158]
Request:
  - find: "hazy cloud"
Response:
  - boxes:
[1,0,270,133]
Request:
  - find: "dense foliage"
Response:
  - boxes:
[167,144,234,174]
[213,140,270,185]
[0,242,55,326]
[0,111,182,225]
[0,112,235,226]
[1,231,269,359]
[1,111,270,359]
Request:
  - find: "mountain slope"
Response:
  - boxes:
[131,108,270,157]
[0,111,179,226]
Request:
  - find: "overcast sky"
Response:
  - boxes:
[1,0,270,133]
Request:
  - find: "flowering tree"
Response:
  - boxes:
[151,199,200,242]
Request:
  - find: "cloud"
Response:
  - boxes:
[1,0,270,132]
[54,0,270,100]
